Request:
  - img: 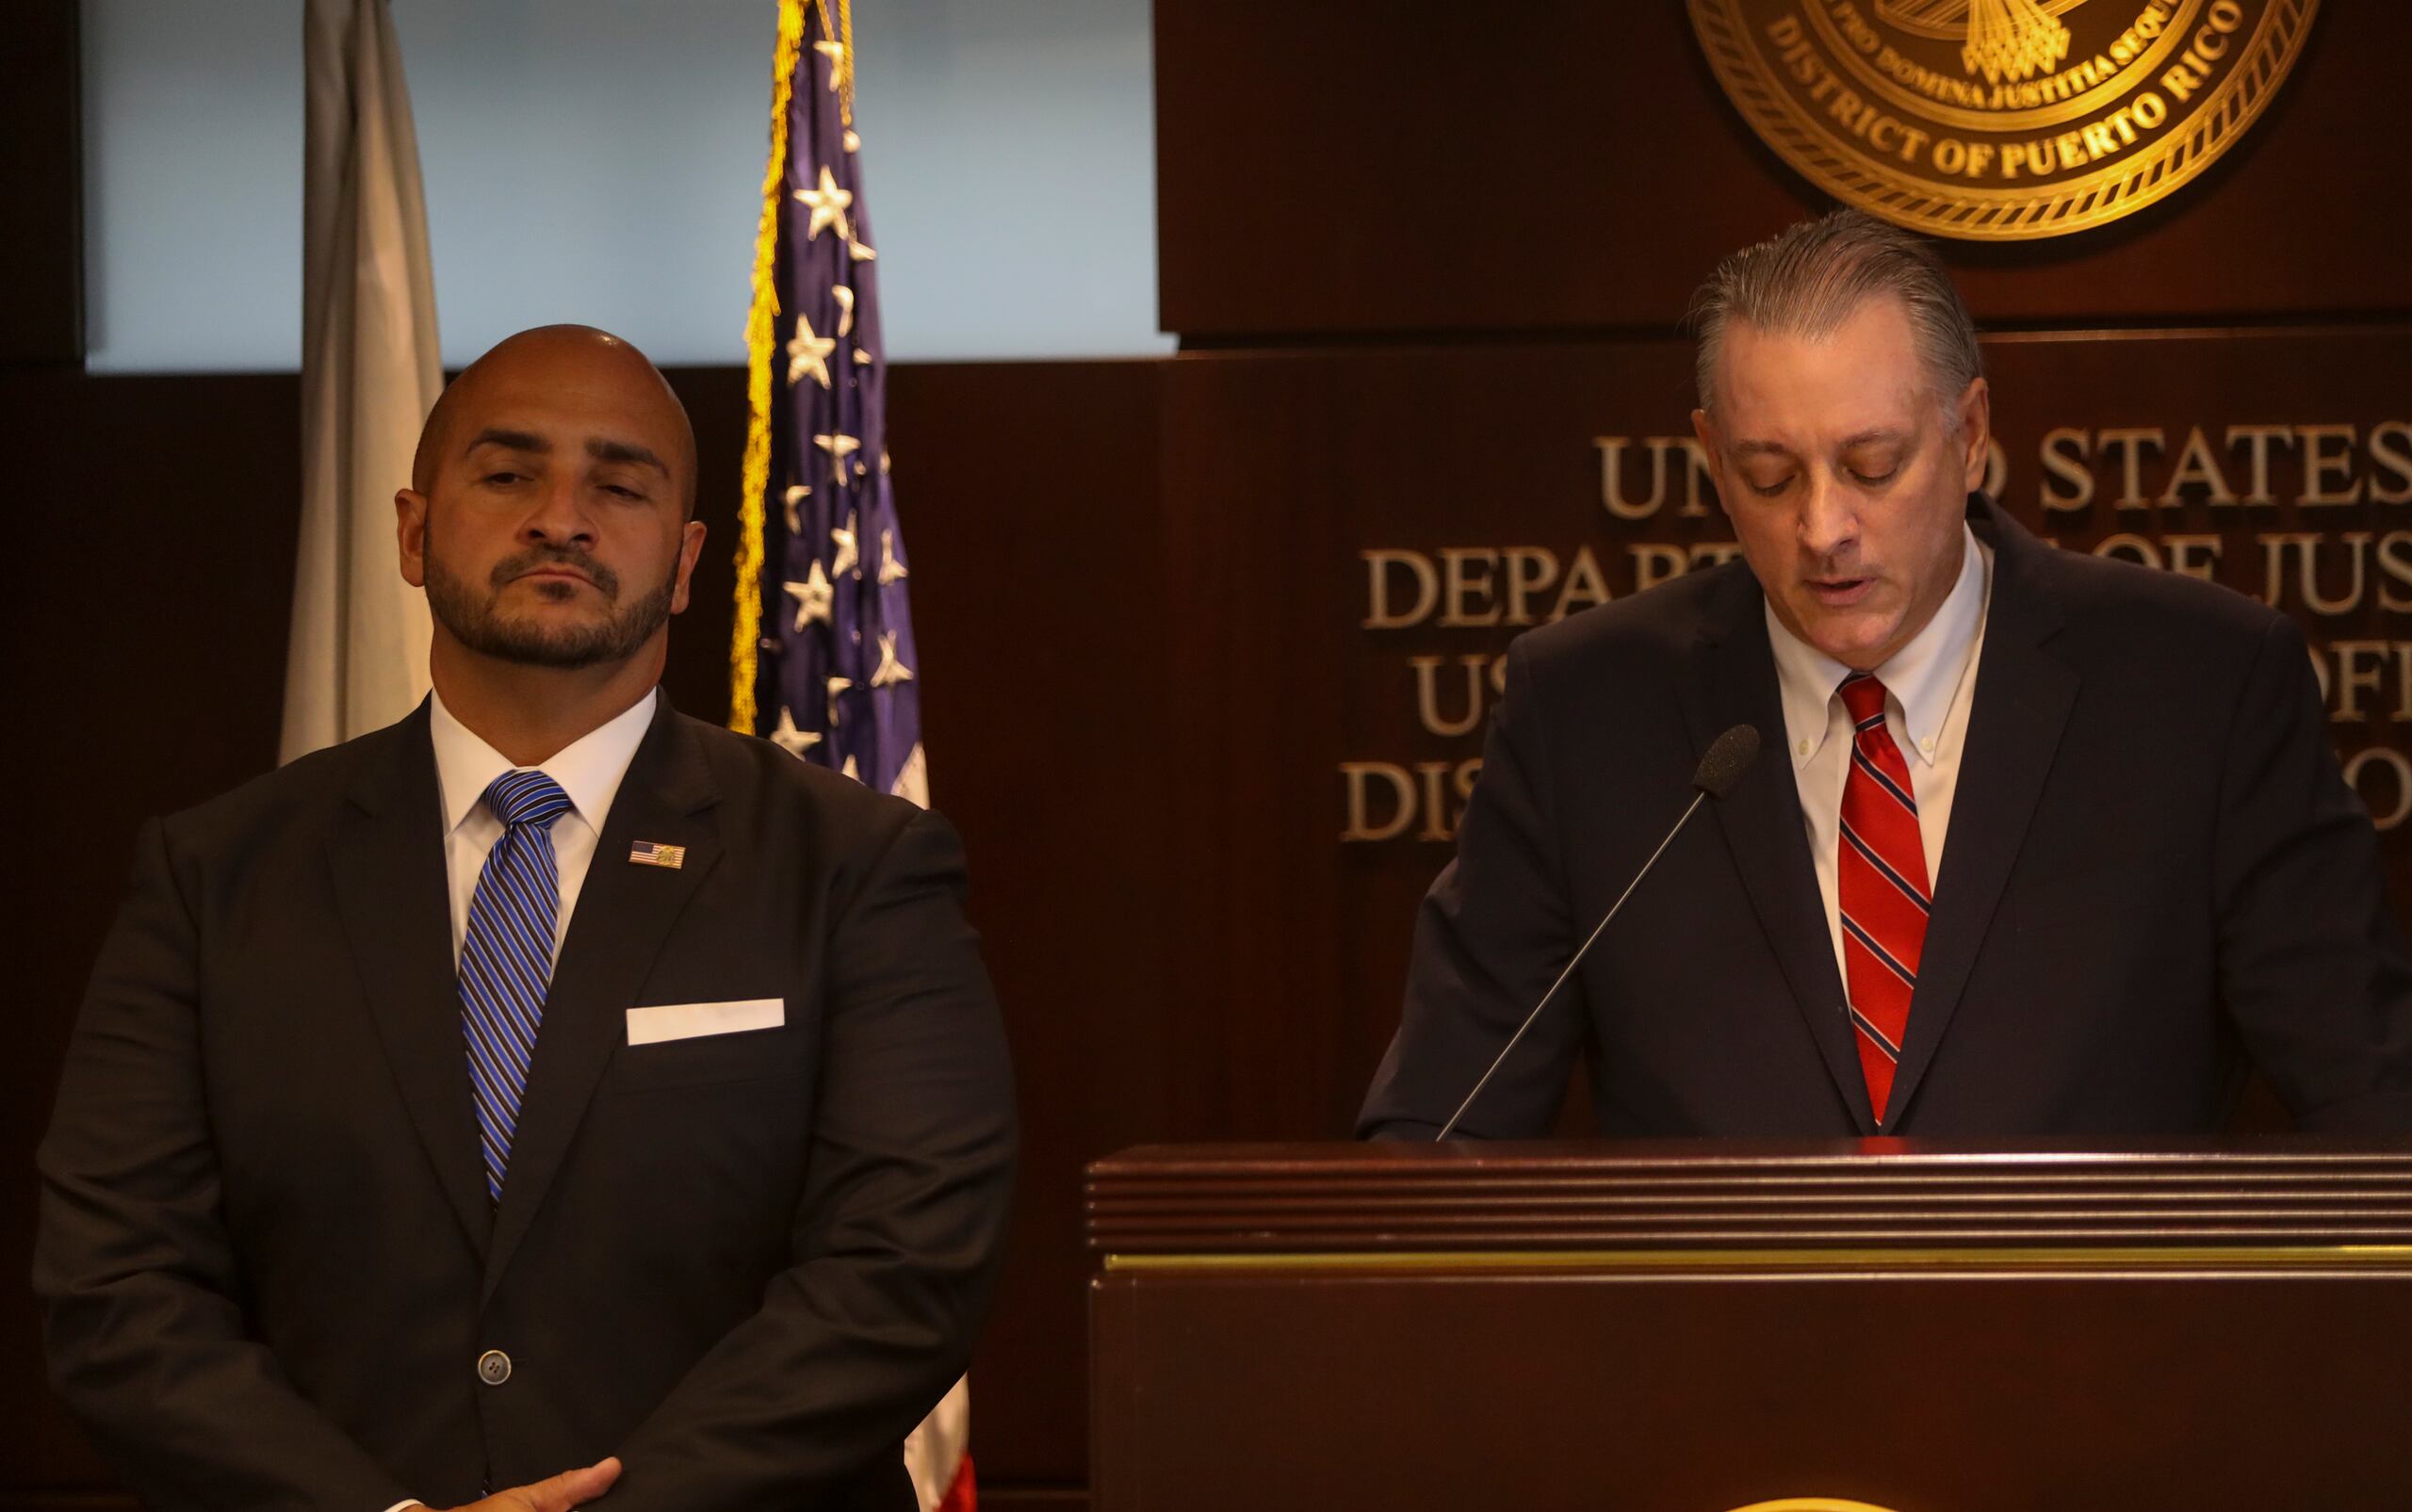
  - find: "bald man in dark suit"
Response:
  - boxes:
[36,327,1017,1512]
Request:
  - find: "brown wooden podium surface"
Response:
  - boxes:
[1087,1141,2412,1512]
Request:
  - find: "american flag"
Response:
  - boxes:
[731,0,928,808]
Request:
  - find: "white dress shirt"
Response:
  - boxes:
[385,688,657,1512]
[428,686,658,966]
[1766,525,1993,986]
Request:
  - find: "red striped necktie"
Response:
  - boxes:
[1836,672,1931,1127]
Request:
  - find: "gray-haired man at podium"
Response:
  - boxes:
[1361,209,2412,1140]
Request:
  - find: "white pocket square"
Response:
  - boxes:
[626,998,785,1047]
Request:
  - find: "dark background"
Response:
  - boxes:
[6,1,2408,1506]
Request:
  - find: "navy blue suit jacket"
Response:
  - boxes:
[36,696,1016,1510]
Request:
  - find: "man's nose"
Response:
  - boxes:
[524,475,597,544]
[1797,473,1858,559]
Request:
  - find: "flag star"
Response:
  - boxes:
[792,165,854,243]
[871,630,916,688]
[843,128,862,153]
[813,38,848,90]
[854,347,873,366]
[814,431,862,486]
[833,285,856,338]
[786,312,836,390]
[830,514,859,578]
[783,559,834,630]
[877,528,909,585]
[826,675,853,726]
[782,483,809,536]
[840,754,861,782]
[770,706,822,757]
[890,742,928,807]
[847,237,876,263]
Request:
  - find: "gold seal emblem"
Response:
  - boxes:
[1687,0,2319,238]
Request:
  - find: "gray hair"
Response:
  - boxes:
[1689,208,1982,419]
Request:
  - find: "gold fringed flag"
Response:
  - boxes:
[730,0,928,809]
[730,7,967,1509]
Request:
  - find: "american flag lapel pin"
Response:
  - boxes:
[628,840,687,870]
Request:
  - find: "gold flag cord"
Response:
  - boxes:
[729,0,807,734]
[833,0,856,126]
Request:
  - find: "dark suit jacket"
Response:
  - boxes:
[1361,497,2412,1139]
[35,696,1017,1511]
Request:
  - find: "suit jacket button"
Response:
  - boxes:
[478,1349,512,1386]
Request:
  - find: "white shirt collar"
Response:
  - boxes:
[1766,523,1990,769]
[428,686,660,836]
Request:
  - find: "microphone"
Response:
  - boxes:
[1434,723,1761,1141]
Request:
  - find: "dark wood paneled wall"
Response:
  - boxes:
[879,362,1176,1490]
[0,0,81,365]
[3,370,305,1499]
[1155,1,2411,338]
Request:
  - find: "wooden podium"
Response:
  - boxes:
[1088,1141,2412,1512]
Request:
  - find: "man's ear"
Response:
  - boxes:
[1956,376,1992,492]
[669,518,709,615]
[1690,407,1734,521]
[396,488,430,588]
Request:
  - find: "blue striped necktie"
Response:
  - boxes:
[458,769,573,1203]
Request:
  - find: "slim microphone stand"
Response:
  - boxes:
[1434,788,1712,1142]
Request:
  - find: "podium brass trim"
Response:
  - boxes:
[1103,1244,2412,1274]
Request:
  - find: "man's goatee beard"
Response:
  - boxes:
[424,546,677,670]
